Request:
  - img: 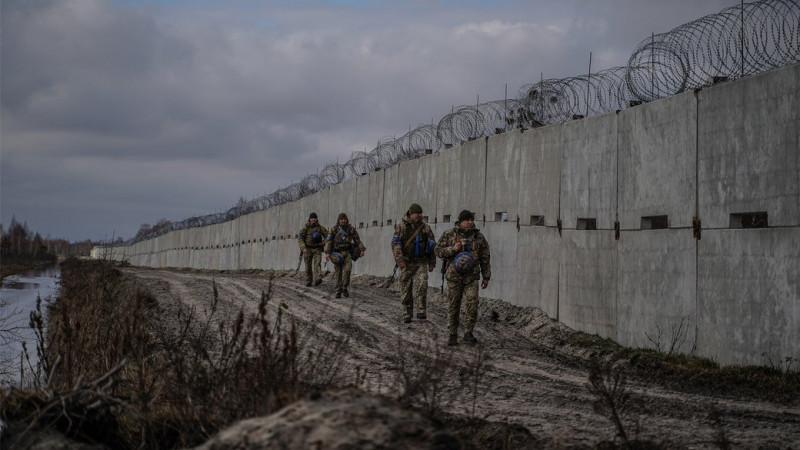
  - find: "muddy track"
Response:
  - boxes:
[123,267,800,448]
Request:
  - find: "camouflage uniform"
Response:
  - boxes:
[392,216,437,321]
[434,226,491,336]
[297,221,328,285]
[325,221,366,295]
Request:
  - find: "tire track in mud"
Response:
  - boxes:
[123,267,800,448]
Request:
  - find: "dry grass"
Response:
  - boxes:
[1,258,349,448]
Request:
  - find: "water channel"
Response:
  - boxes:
[0,265,60,386]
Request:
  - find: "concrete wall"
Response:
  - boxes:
[94,63,800,367]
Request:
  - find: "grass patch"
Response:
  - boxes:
[567,331,800,403]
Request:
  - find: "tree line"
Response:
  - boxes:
[0,216,112,262]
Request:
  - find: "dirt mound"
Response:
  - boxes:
[194,389,458,450]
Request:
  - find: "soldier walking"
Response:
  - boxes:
[434,209,491,346]
[297,212,328,287]
[325,212,366,298]
[391,203,436,323]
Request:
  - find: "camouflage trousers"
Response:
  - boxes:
[446,279,480,336]
[332,251,353,293]
[304,247,324,283]
[400,263,429,320]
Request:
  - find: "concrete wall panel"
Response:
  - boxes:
[486,133,520,223]
[359,227,395,278]
[518,125,562,227]
[382,165,401,227]
[697,228,800,366]
[368,169,386,227]
[616,230,697,353]
[460,139,488,222]
[398,155,438,225]
[515,226,560,316]
[618,92,697,230]
[436,146,461,224]
[699,64,800,228]
[480,222,517,302]
[355,175,371,230]
[559,230,617,337]
[560,115,618,230]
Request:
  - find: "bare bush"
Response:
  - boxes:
[645,317,694,356]
[587,361,632,444]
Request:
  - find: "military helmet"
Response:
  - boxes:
[329,251,345,265]
[452,251,474,275]
[311,230,323,243]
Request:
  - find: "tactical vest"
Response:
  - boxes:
[331,226,351,251]
[401,224,435,259]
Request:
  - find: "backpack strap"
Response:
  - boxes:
[404,224,425,248]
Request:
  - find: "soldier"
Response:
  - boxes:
[325,212,366,298]
[297,212,328,287]
[391,203,437,323]
[434,209,491,346]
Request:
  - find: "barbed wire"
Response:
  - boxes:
[130,0,799,244]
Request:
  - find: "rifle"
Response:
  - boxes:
[440,258,447,294]
[296,250,303,271]
[385,263,398,287]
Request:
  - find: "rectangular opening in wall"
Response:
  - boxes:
[530,215,545,226]
[577,218,597,230]
[372,220,378,227]
[423,215,429,222]
[641,215,669,230]
[495,212,508,222]
[386,219,392,226]
[272,236,275,240]
[359,222,364,229]
[730,212,768,228]
[443,214,451,223]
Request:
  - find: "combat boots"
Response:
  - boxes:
[447,334,458,346]
[463,331,477,345]
[343,288,349,297]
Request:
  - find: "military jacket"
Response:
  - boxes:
[297,222,328,249]
[434,226,491,283]
[391,216,436,266]
[325,223,366,254]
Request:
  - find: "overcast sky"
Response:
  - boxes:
[1,0,735,242]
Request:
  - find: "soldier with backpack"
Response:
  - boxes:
[297,212,328,287]
[325,212,366,298]
[391,203,437,323]
[434,209,491,346]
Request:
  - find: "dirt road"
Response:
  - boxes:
[123,267,800,448]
